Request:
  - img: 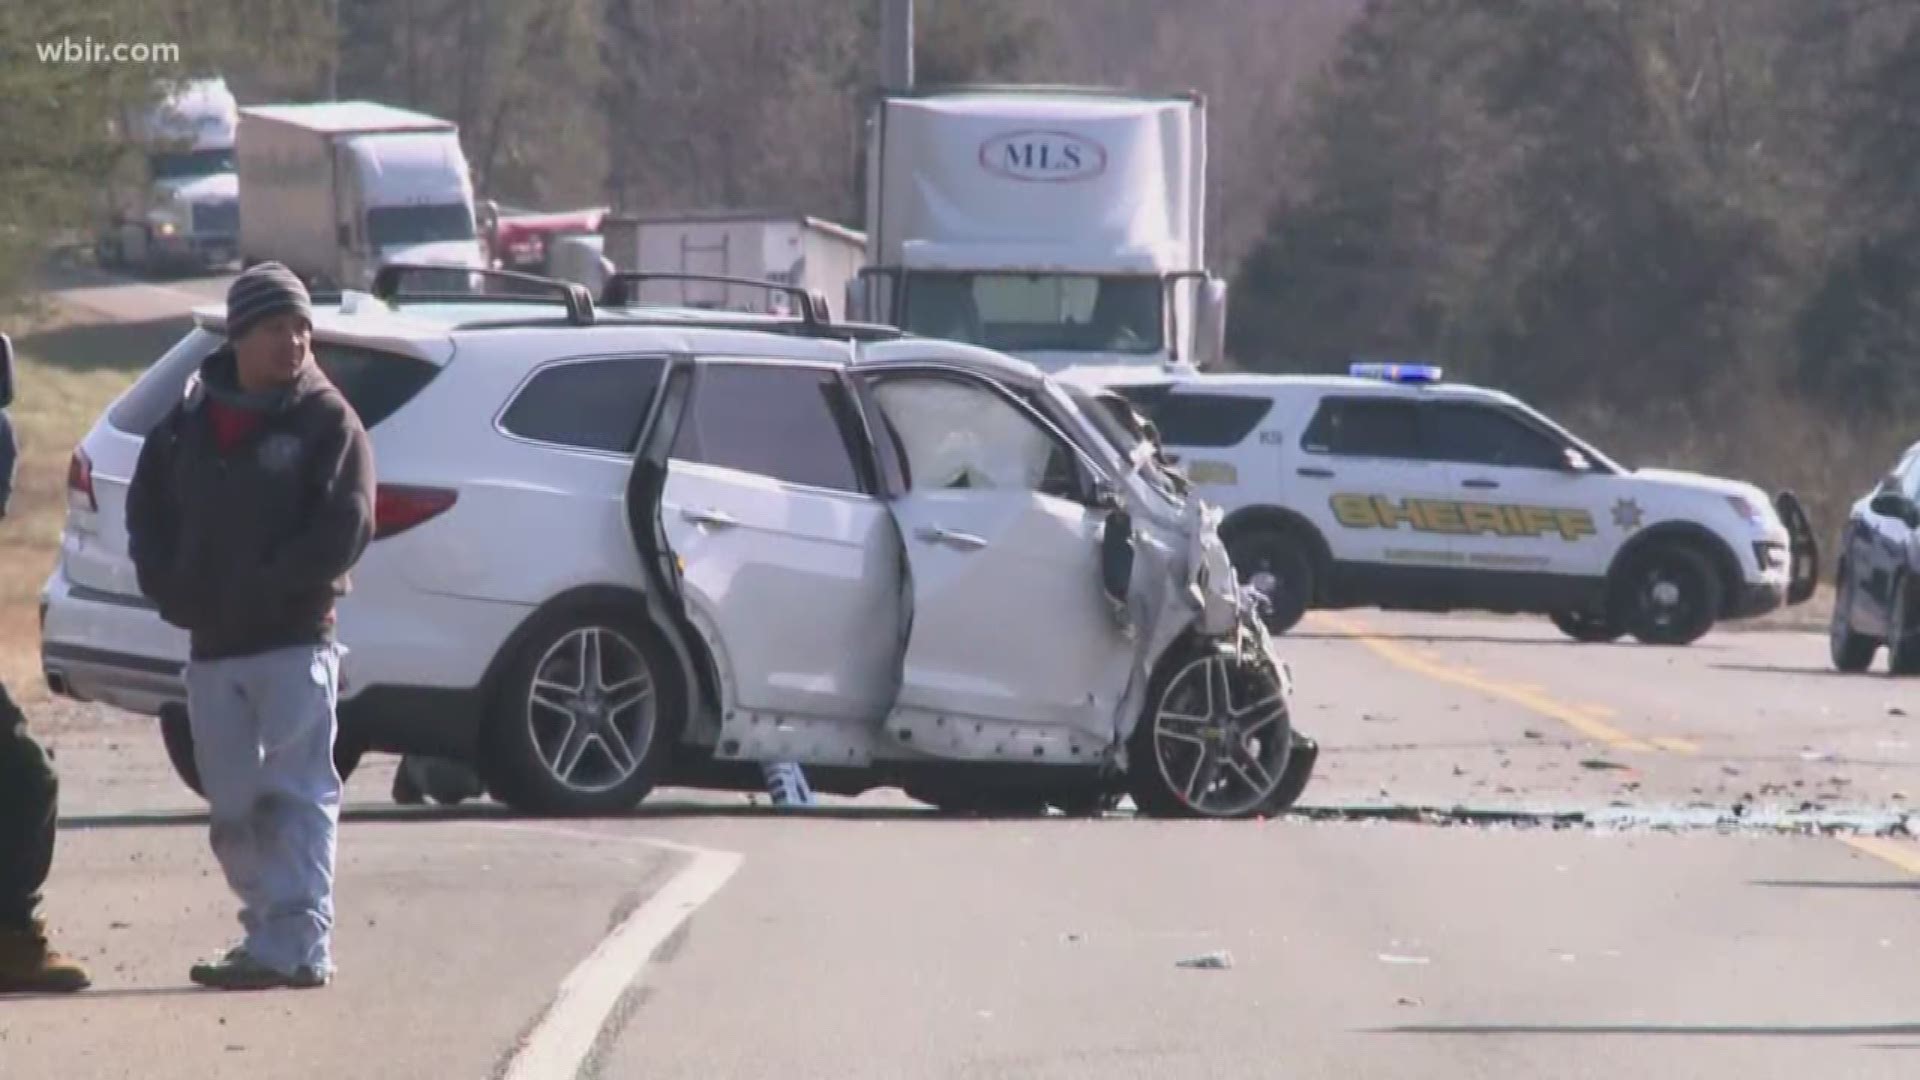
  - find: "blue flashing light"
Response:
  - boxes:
[1349,360,1444,385]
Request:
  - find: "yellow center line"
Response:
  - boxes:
[1842,836,1920,876]
[1315,612,1656,752]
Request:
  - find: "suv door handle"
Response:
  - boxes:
[681,507,740,528]
[1297,467,1334,479]
[1461,478,1500,490]
[917,526,989,551]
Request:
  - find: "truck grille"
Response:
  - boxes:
[191,199,238,237]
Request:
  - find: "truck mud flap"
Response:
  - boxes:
[1775,490,1819,605]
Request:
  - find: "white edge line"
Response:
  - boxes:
[464,821,744,1080]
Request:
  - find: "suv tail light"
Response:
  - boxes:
[66,449,97,513]
[373,484,457,540]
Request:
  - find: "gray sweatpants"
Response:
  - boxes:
[185,642,343,976]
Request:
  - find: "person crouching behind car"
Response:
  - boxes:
[0,680,91,992]
[126,262,376,991]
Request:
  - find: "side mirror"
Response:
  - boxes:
[1191,277,1228,370]
[1091,477,1123,510]
[1563,448,1592,473]
[1871,491,1920,529]
[1099,505,1135,615]
[0,332,14,410]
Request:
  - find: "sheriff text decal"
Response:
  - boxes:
[1332,494,1597,541]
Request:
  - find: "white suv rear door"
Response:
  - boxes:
[1294,395,1457,570]
[652,359,902,749]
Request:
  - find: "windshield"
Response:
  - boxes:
[901,272,1164,355]
[1058,383,1185,504]
[368,203,478,249]
[150,148,233,181]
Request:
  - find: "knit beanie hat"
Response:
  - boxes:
[227,262,313,340]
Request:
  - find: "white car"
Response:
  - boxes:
[1100,363,1819,644]
[40,268,1314,818]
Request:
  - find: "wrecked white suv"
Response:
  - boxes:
[631,330,1313,819]
[44,269,1312,819]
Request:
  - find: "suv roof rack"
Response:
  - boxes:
[600,272,831,326]
[371,263,598,326]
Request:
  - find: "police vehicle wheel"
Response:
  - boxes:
[1225,528,1314,635]
[1128,643,1294,819]
[1889,577,1920,677]
[1829,564,1879,673]
[482,609,681,815]
[159,705,366,799]
[1618,543,1721,647]
[1550,610,1625,643]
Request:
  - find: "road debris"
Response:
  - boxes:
[1891,705,1909,718]
[1580,759,1630,772]
[1177,951,1234,970]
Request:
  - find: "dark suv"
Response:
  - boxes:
[1831,438,1920,675]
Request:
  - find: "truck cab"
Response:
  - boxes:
[238,102,487,292]
[849,86,1228,384]
[98,77,241,274]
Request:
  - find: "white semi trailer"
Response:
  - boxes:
[849,86,1227,384]
[237,101,486,292]
[600,210,866,316]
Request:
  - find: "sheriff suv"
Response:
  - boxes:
[42,267,1311,819]
[1112,363,1818,645]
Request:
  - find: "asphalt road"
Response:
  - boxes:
[8,268,1920,1079]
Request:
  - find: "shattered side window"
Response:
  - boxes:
[871,375,1079,498]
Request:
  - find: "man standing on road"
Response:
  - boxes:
[127,262,375,991]
[0,681,91,992]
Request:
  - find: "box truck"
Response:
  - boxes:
[237,101,486,292]
[849,86,1227,384]
[96,77,240,275]
[600,210,866,316]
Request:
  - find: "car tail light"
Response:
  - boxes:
[373,484,457,540]
[67,449,97,513]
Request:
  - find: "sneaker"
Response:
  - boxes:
[0,918,91,993]
[762,761,816,807]
[189,947,329,991]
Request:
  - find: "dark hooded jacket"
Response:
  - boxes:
[126,346,375,661]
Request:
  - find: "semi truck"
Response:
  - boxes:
[96,77,241,275]
[848,85,1228,384]
[599,210,866,316]
[236,101,486,292]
